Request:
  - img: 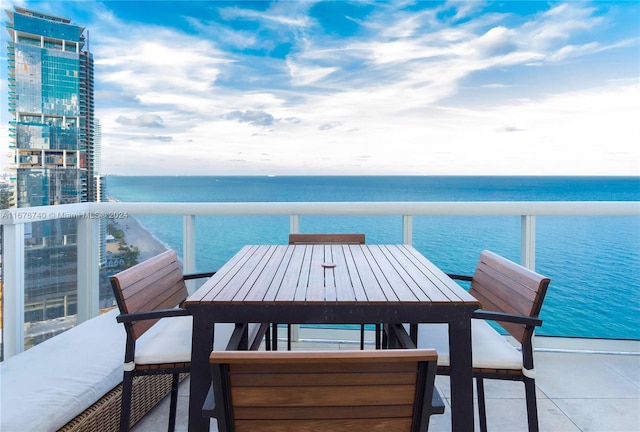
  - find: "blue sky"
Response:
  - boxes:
[2,1,639,175]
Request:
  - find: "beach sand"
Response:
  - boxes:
[112,216,168,262]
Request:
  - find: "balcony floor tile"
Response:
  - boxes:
[131,332,640,432]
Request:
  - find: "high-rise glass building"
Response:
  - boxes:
[6,7,97,206]
[4,7,100,345]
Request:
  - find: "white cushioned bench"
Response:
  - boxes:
[1,310,125,432]
[0,309,242,432]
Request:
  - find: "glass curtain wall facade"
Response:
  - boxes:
[8,8,91,206]
[5,7,97,348]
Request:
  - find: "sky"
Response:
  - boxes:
[1,1,639,176]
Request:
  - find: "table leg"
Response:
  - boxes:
[188,314,214,432]
[409,323,418,346]
[272,323,279,350]
[448,316,475,432]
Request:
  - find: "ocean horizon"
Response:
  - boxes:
[106,175,640,340]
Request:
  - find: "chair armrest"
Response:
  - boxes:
[473,310,542,327]
[116,308,190,323]
[184,271,216,280]
[446,273,473,282]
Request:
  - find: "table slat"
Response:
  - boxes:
[240,245,289,303]
[349,246,388,302]
[261,245,295,302]
[212,245,271,302]
[367,245,424,302]
[381,245,454,303]
[400,245,478,303]
[188,245,257,303]
[306,245,328,302]
[270,245,303,302]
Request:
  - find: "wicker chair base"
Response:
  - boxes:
[58,373,188,432]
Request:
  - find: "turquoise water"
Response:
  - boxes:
[106,176,640,340]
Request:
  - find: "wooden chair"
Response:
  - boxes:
[288,233,366,245]
[279,233,379,350]
[408,250,550,432]
[203,349,444,432]
[110,250,267,432]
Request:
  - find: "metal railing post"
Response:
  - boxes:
[289,214,301,342]
[403,215,413,245]
[183,215,197,293]
[2,222,25,358]
[290,214,300,234]
[521,215,536,270]
[77,217,99,322]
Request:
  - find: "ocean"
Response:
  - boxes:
[106,176,640,340]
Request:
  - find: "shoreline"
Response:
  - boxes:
[107,197,168,262]
[112,216,168,262]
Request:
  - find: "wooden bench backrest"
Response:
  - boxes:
[288,233,365,244]
[210,349,438,432]
[471,250,550,344]
[110,250,187,341]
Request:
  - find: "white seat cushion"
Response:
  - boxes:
[0,310,125,432]
[412,320,523,370]
[135,316,192,365]
[135,317,238,365]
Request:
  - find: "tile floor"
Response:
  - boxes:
[132,329,640,432]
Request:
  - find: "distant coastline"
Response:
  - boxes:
[109,215,168,262]
[106,196,168,262]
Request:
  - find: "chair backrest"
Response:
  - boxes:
[288,233,365,244]
[470,250,550,344]
[209,349,438,432]
[110,250,187,341]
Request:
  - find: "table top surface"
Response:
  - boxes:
[185,244,479,307]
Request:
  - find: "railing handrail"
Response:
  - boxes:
[2,200,639,224]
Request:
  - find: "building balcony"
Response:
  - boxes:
[1,201,639,431]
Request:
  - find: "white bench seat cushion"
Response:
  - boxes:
[134,317,237,365]
[413,320,523,370]
[0,310,125,432]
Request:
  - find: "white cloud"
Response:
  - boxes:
[95,2,640,176]
[99,77,639,176]
[473,26,517,57]
[286,59,338,86]
[524,3,604,51]
[4,0,636,176]
[218,4,311,29]
[223,110,276,126]
[116,113,165,128]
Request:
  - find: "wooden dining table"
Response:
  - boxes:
[184,244,480,432]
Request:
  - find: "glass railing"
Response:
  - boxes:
[1,200,638,360]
